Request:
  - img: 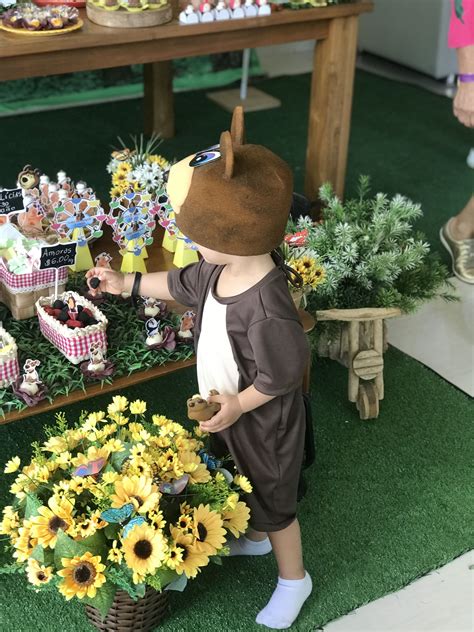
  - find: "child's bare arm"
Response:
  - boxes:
[85,269,173,301]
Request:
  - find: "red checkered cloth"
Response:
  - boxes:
[0,356,20,388]
[38,316,107,365]
[0,262,68,293]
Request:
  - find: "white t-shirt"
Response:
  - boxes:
[197,290,240,398]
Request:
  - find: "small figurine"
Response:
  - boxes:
[17,165,41,190]
[229,0,244,18]
[74,181,91,199]
[179,3,200,23]
[187,390,221,422]
[80,342,114,380]
[57,170,71,192]
[12,359,48,406]
[94,252,113,268]
[215,0,230,19]
[177,310,195,342]
[87,342,106,373]
[143,297,166,318]
[17,195,44,237]
[244,0,257,17]
[199,1,215,21]
[256,0,270,16]
[144,318,176,350]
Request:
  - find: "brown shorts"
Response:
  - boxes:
[210,391,306,532]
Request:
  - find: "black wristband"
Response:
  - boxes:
[131,272,142,307]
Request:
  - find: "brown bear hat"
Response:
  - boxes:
[168,106,293,256]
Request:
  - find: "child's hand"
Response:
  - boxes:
[85,268,126,296]
[199,394,243,433]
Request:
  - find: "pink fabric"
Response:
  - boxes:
[449,0,474,48]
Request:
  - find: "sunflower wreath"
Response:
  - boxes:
[0,396,251,617]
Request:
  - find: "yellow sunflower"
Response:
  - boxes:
[152,414,172,427]
[176,513,193,533]
[107,540,123,564]
[0,506,20,535]
[42,436,68,454]
[30,496,75,549]
[193,505,226,555]
[26,558,53,587]
[111,475,160,514]
[58,551,106,600]
[170,526,209,579]
[165,545,184,570]
[122,523,167,583]
[12,520,37,563]
[222,501,250,538]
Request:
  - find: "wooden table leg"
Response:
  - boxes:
[305,15,359,200]
[144,61,175,139]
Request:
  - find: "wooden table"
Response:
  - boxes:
[0,2,372,199]
[1,227,315,424]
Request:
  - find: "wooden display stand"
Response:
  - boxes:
[316,307,402,420]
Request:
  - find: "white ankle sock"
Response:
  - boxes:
[256,571,312,629]
[227,535,272,557]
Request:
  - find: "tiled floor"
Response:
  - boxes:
[387,278,474,397]
[325,551,473,632]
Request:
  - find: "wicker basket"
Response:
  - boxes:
[0,261,68,320]
[36,291,108,364]
[85,587,169,632]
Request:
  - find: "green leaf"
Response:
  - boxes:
[30,544,45,564]
[210,555,223,565]
[154,568,178,589]
[54,530,82,568]
[78,531,108,558]
[135,582,146,599]
[25,494,42,520]
[82,581,116,619]
[104,524,120,540]
[145,573,161,592]
[0,563,24,575]
[110,446,131,471]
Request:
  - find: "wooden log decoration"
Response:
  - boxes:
[352,349,383,381]
[356,382,380,420]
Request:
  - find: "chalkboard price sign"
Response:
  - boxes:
[0,188,24,215]
[40,243,77,270]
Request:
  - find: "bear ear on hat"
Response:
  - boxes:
[219,130,234,180]
[230,106,245,146]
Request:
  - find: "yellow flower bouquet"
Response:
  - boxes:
[0,396,251,621]
[106,135,170,199]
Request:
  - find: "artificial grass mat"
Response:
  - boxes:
[1,346,472,631]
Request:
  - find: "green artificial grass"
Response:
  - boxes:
[0,347,472,631]
[0,69,472,630]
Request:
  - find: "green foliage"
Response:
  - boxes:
[292,178,457,314]
[82,580,117,619]
[54,530,107,569]
[25,493,42,520]
[106,565,146,600]
[187,476,233,511]
[0,562,24,575]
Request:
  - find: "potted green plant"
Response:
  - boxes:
[284,177,456,417]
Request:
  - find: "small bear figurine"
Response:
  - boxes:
[187,389,221,421]
[19,359,41,396]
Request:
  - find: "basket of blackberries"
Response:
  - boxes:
[36,291,108,364]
